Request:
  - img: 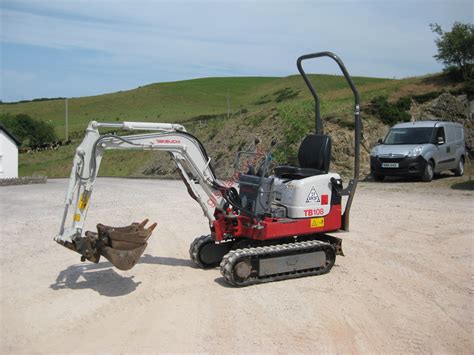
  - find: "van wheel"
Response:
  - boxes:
[421,161,434,182]
[452,157,464,176]
[372,173,385,182]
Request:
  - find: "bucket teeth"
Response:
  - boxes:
[69,219,157,270]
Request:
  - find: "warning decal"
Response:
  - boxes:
[78,193,89,210]
[305,186,320,203]
[310,217,324,228]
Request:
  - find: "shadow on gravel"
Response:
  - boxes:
[139,254,195,267]
[362,174,419,183]
[213,278,234,288]
[451,180,474,190]
[50,262,141,297]
[363,173,457,183]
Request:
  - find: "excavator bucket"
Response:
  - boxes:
[67,219,157,270]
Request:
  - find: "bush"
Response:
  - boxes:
[274,88,300,102]
[0,113,57,147]
[254,97,271,105]
[395,96,411,111]
[442,65,465,81]
[463,79,474,98]
[273,101,313,165]
[369,96,411,125]
[412,91,443,103]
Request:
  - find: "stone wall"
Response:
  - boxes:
[0,176,47,186]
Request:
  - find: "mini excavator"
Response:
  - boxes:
[55,52,361,286]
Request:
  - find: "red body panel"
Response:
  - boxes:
[213,204,342,242]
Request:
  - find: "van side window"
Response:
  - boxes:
[435,127,445,144]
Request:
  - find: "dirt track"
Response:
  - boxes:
[1,177,472,353]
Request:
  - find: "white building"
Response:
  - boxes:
[0,125,20,179]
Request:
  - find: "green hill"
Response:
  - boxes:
[1,73,464,179]
[1,75,391,137]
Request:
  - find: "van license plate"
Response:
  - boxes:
[382,162,399,168]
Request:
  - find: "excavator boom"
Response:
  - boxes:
[55,120,225,269]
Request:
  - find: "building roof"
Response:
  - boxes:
[0,125,21,146]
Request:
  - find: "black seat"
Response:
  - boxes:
[275,134,331,179]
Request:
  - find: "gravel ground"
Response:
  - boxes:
[0,177,472,353]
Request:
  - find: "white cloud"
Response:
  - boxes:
[1,0,472,100]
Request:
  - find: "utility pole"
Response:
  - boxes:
[65,98,68,141]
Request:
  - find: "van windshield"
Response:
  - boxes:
[384,127,434,145]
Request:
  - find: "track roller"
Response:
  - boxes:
[220,240,336,287]
[189,235,233,268]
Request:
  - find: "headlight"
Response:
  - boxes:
[408,146,423,157]
[370,146,379,157]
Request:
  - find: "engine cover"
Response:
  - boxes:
[278,173,341,218]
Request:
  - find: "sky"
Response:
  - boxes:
[1,0,473,102]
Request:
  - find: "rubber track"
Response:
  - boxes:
[189,234,234,268]
[189,235,212,268]
[220,240,335,287]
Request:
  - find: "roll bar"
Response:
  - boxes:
[296,51,361,230]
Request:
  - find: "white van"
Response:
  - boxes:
[370,121,466,182]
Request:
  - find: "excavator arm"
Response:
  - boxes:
[55,120,226,269]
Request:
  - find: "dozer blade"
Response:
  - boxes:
[66,219,157,271]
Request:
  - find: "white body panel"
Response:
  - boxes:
[276,173,340,218]
[0,130,19,179]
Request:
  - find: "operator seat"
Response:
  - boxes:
[274,134,331,179]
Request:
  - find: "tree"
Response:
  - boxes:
[0,113,57,147]
[430,22,474,80]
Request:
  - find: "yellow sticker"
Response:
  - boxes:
[74,214,81,222]
[78,193,89,210]
[310,217,324,228]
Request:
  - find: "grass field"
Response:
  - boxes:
[1,73,455,178]
[19,147,158,178]
[1,75,393,139]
